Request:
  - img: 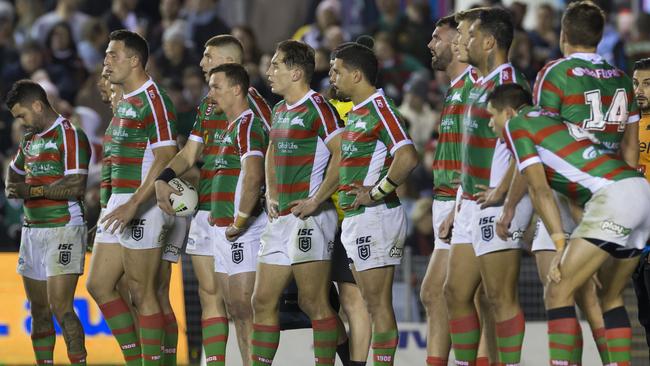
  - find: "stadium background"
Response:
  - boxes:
[0,0,648,364]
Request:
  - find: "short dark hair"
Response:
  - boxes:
[436,14,459,29]
[486,83,532,111]
[477,8,514,51]
[635,58,650,72]
[334,43,378,87]
[204,35,244,59]
[6,80,51,110]
[209,63,250,96]
[562,1,605,48]
[454,7,484,23]
[109,29,149,68]
[276,40,315,83]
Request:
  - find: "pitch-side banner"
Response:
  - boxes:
[0,253,189,364]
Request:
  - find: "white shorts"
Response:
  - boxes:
[258,204,338,266]
[162,216,191,263]
[18,225,87,281]
[451,198,476,245]
[532,193,576,252]
[341,205,407,271]
[472,195,534,256]
[104,193,174,249]
[432,199,455,250]
[213,214,266,275]
[572,178,650,254]
[94,208,118,244]
[185,211,214,256]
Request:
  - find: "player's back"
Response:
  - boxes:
[533,53,639,153]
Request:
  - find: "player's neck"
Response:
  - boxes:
[563,44,597,57]
[121,70,150,96]
[446,60,469,83]
[38,110,59,133]
[283,84,311,106]
[225,99,249,123]
[477,50,507,77]
[351,84,377,106]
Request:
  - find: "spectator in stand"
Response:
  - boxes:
[311,47,332,92]
[293,0,344,50]
[398,72,437,152]
[323,25,346,52]
[102,0,145,34]
[405,197,435,256]
[77,17,109,72]
[528,4,559,71]
[13,0,44,48]
[31,0,90,46]
[374,31,425,104]
[148,0,184,56]
[509,1,527,32]
[625,13,650,70]
[181,66,205,110]
[153,20,197,86]
[186,0,229,53]
[0,2,18,91]
[45,21,87,102]
[510,31,536,85]
[232,25,263,65]
[400,1,435,68]
[161,77,195,137]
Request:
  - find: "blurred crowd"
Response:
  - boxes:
[0,0,649,253]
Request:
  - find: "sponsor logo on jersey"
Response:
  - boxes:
[582,146,599,160]
[277,141,299,152]
[297,228,313,252]
[290,117,305,127]
[113,128,129,139]
[570,67,622,79]
[449,92,462,103]
[440,118,454,130]
[214,157,228,169]
[601,220,631,237]
[354,121,367,129]
[118,105,138,119]
[231,242,244,264]
[341,143,358,154]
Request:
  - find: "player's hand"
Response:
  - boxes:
[5,183,28,199]
[342,184,374,211]
[101,200,138,234]
[266,197,279,221]
[225,224,245,242]
[289,197,319,220]
[548,248,564,284]
[475,184,505,209]
[496,206,515,241]
[155,180,181,216]
[438,209,455,243]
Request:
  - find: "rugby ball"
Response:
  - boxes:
[168,178,198,217]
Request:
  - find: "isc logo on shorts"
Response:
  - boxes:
[58,243,73,265]
[130,218,146,241]
[479,216,495,242]
[231,242,244,264]
[297,229,313,252]
[356,236,371,260]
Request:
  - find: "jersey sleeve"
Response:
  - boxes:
[248,87,273,131]
[627,91,640,124]
[146,86,178,149]
[373,97,413,155]
[504,120,542,172]
[238,116,269,161]
[533,60,564,113]
[312,94,344,144]
[61,123,90,175]
[10,137,27,175]
[188,105,205,144]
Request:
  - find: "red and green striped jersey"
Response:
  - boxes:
[10,116,91,227]
[189,87,272,211]
[433,66,478,200]
[107,79,177,194]
[504,106,642,206]
[209,109,269,226]
[339,92,413,217]
[461,63,529,197]
[270,90,343,216]
[533,53,639,153]
[99,128,112,208]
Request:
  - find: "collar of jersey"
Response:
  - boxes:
[450,66,474,88]
[479,63,513,86]
[37,115,65,137]
[352,90,384,112]
[285,90,316,110]
[568,52,603,63]
[229,108,253,128]
[122,78,155,99]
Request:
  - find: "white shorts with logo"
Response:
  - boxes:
[94,208,117,244]
[432,199,455,250]
[162,216,191,263]
[473,195,533,256]
[451,197,476,245]
[341,205,407,271]
[258,204,338,266]
[572,178,650,252]
[185,210,214,256]
[18,225,87,281]
[213,213,266,275]
[532,193,577,252]
[104,193,174,249]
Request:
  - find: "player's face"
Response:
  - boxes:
[207,72,233,113]
[329,58,353,100]
[456,20,472,63]
[429,25,455,71]
[633,69,650,112]
[466,20,483,67]
[266,50,292,95]
[10,102,40,131]
[199,46,230,82]
[104,40,134,85]
[487,102,506,137]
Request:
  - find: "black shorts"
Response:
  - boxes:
[585,238,643,259]
[330,228,356,284]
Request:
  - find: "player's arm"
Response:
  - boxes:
[620,121,640,167]
[5,167,27,199]
[522,163,564,249]
[154,139,203,215]
[495,168,528,240]
[33,174,87,200]
[226,156,264,241]
[264,143,279,219]
[290,134,342,219]
[475,158,515,208]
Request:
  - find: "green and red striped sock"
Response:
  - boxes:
[67,351,87,366]
[31,329,55,365]
[162,312,178,366]
[202,317,228,365]
[449,312,480,364]
[372,329,398,365]
[547,306,580,365]
[251,323,280,366]
[603,307,632,366]
[592,327,609,365]
[571,327,583,365]
[496,310,525,365]
[312,316,338,365]
[426,356,447,365]
[98,298,142,365]
[139,313,164,365]
[475,356,489,365]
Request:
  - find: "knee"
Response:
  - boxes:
[544,282,574,308]
[86,277,105,300]
[228,296,253,321]
[252,291,277,316]
[47,295,73,319]
[297,293,320,316]
[443,279,466,305]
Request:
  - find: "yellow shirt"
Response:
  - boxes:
[639,115,650,184]
[330,99,354,223]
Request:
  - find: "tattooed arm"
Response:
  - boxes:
[6,172,87,201]
[5,167,28,199]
